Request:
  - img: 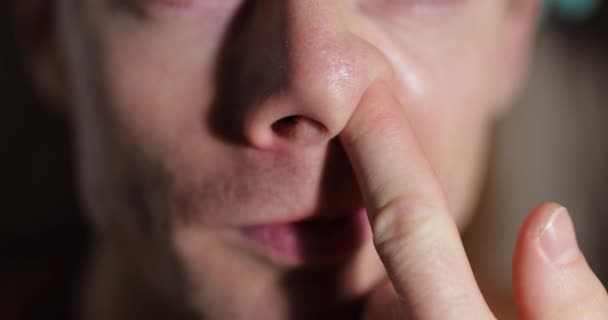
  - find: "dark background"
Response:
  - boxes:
[1,2,88,319]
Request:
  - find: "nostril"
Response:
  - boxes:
[272,115,302,135]
[271,115,328,145]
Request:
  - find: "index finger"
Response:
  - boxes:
[340,83,494,319]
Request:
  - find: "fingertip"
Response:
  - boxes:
[515,202,584,270]
[513,202,575,286]
[516,202,565,243]
[513,202,608,319]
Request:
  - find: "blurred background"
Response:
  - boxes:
[1,1,606,320]
[464,1,608,317]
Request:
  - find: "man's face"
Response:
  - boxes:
[43,0,534,317]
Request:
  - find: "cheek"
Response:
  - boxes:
[67,10,237,225]
[392,35,497,221]
[99,36,215,159]
[84,0,243,161]
[412,59,494,223]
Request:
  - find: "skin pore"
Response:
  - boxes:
[24,0,539,319]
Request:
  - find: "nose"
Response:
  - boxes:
[213,1,392,149]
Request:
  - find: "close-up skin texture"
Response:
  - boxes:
[14,0,608,319]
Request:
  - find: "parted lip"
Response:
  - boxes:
[237,208,371,266]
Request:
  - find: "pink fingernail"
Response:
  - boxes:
[538,207,581,265]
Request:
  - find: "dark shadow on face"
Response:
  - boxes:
[280,266,366,320]
[279,142,367,320]
[207,0,288,145]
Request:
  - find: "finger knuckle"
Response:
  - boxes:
[372,196,442,254]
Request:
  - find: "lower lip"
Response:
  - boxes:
[238,209,371,266]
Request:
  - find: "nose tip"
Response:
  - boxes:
[229,1,392,151]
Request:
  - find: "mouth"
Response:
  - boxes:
[235,209,371,267]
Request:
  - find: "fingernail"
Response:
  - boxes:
[538,207,580,265]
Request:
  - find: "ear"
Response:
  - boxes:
[14,0,68,111]
[493,0,542,117]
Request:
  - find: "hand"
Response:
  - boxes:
[339,83,608,319]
